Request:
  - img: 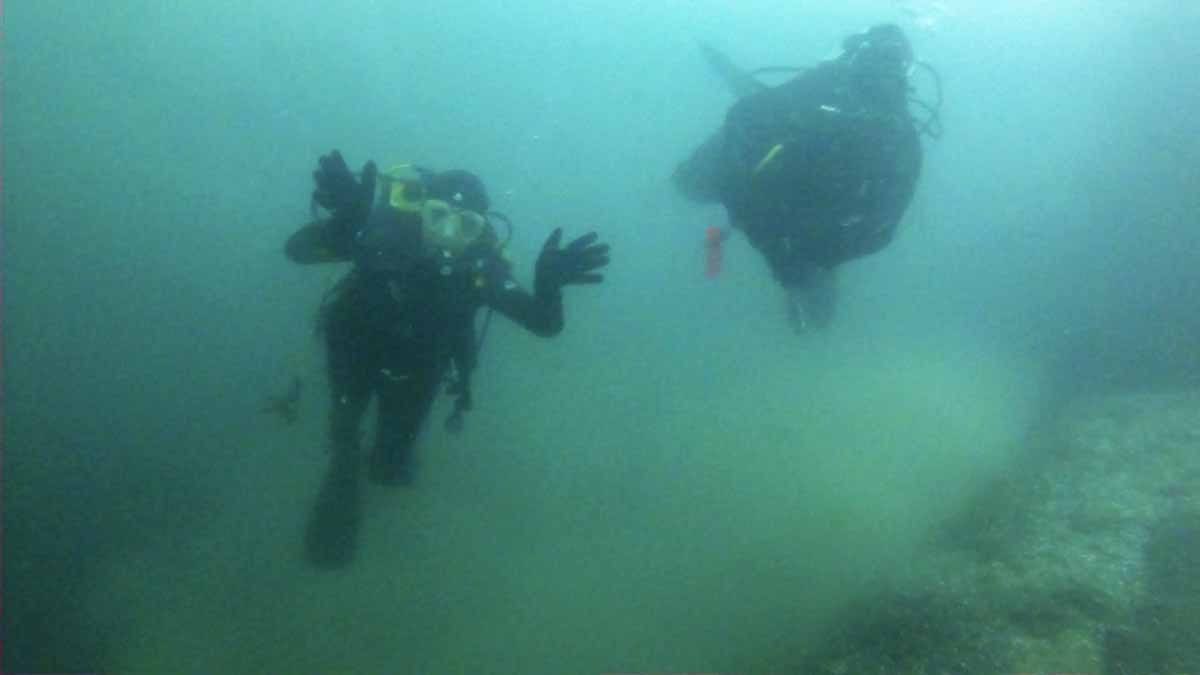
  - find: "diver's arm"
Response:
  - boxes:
[284,218,354,264]
[481,258,564,337]
[481,228,608,336]
[288,150,376,264]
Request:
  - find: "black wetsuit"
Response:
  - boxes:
[676,58,922,289]
[286,215,561,483]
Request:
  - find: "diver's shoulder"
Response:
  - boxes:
[768,62,842,105]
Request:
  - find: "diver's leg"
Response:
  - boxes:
[805,264,838,329]
[369,366,441,486]
[784,263,838,334]
[755,234,834,334]
[304,310,372,569]
[320,287,374,455]
[752,232,810,333]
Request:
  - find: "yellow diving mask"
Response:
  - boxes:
[382,164,493,257]
[385,164,428,213]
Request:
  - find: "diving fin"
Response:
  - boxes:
[699,42,768,99]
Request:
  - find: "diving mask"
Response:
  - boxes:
[420,199,488,256]
[385,164,428,213]
[380,164,492,256]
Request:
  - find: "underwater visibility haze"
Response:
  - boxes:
[4,0,1200,672]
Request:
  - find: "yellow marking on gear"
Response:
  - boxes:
[753,143,785,175]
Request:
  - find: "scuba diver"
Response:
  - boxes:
[673,23,939,333]
[286,150,610,569]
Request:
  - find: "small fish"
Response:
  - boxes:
[261,376,303,425]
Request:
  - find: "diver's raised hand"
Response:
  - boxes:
[312,149,377,223]
[535,228,610,299]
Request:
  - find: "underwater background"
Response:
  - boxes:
[4,0,1199,672]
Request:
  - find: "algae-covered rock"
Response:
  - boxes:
[804,390,1200,673]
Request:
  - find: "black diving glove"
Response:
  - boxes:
[312,149,377,230]
[534,228,610,300]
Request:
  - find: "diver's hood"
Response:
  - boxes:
[840,24,914,106]
[426,169,490,213]
[842,23,914,72]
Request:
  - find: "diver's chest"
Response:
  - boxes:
[365,270,476,332]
